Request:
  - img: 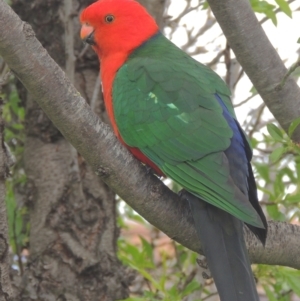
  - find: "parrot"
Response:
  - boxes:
[80,0,268,300]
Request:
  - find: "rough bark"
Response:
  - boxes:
[0,0,300,274]
[207,0,300,141]
[0,102,14,301]
[7,0,136,300]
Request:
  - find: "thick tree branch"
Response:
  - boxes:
[0,0,300,269]
[207,0,300,142]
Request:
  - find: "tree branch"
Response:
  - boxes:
[276,59,300,90]
[207,0,300,142]
[0,0,300,269]
[63,0,75,83]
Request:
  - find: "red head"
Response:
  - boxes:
[80,0,159,58]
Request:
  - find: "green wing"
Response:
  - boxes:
[113,33,263,228]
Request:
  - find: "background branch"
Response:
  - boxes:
[207,0,300,142]
[63,0,75,83]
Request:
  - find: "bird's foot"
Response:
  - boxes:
[197,257,212,280]
[178,189,189,201]
[145,165,163,179]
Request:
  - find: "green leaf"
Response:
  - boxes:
[140,236,154,264]
[267,123,284,141]
[285,193,300,203]
[281,269,300,296]
[179,252,188,265]
[281,167,296,183]
[288,117,300,137]
[281,268,300,296]
[202,1,209,10]
[266,10,277,25]
[274,172,285,197]
[267,204,285,221]
[249,86,257,94]
[288,277,300,295]
[257,186,273,198]
[251,0,277,25]
[297,37,300,44]
[129,214,146,224]
[182,280,201,296]
[167,285,180,299]
[250,137,259,149]
[254,163,270,182]
[144,290,160,300]
[269,146,286,163]
[275,0,292,17]
[263,285,278,301]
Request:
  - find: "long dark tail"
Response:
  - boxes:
[186,192,259,301]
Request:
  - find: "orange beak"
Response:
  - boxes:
[80,24,95,45]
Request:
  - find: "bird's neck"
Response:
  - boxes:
[100,52,129,138]
[99,31,161,138]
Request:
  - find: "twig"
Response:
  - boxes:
[232,68,244,90]
[224,41,231,86]
[202,291,219,300]
[64,0,75,83]
[206,50,225,67]
[275,59,300,91]
[181,269,197,291]
[234,92,258,108]
[170,0,204,24]
[259,0,296,25]
[259,201,278,206]
[255,147,272,154]
[90,72,101,112]
[144,278,153,293]
[248,103,266,138]
[77,44,90,60]
[182,12,216,52]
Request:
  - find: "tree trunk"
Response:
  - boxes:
[8,0,167,299]
[10,0,136,299]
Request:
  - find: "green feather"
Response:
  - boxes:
[113,33,263,228]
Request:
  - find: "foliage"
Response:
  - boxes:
[117,202,210,301]
[251,119,300,299]
[0,75,28,272]
[253,121,300,222]
[250,0,292,25]
[118,239,201,301]
[258,265,300,301]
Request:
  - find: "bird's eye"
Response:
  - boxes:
[105,14,115,23]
